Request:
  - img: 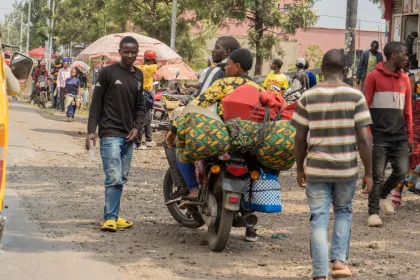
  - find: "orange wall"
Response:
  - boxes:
[211,24,387,56]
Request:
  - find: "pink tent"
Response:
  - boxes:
[78,32,182,65]
[28,48,55,59]
[153,62,197,81]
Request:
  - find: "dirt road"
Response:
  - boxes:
[5,100,420,280]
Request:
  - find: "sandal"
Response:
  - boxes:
[179,188,199,209]
[116,218,133,229]
[101,220,117,232]
[331,261,352,279]
[391,187,403,208]
[101,218,133,229]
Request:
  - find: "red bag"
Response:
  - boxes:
[222,85,287,122]
[281,102,297,121]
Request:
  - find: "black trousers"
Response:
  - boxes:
[139,109,153,142]
[368,141,409,215]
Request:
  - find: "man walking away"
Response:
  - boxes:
[356,40,383,89]
[304,59,317,88]
[86,36,146,232]
[289,57,310,100]
[364,41,414,227]
[57,60,71,111]
[292,49,373,279]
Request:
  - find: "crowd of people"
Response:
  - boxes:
[29,56,88,122]
[75,34,414,280]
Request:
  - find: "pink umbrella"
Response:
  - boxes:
[153,62,197,80]
[28,48,55,59]
[77,32,182,65]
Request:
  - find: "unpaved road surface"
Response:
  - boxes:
[5,100,420,280]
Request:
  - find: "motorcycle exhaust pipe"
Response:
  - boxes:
[241,213,258,228]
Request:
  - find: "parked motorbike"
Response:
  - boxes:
[151,101,170,131]
[32,75,49,108]
[163,152,260,252]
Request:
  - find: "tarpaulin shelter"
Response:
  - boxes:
[77,32,182,65]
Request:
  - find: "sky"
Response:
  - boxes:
[1,0,386,31]
[0,0,15,22]
[314,0,385,31]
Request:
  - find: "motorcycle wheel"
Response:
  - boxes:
[41,94,46,108]
[208,179,234,252]
[163,168,204,228]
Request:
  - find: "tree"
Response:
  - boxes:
[304,43,323,68]
[243,0,318,75]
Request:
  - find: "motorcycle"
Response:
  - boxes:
[151,100,170,131]
[32,75,49,108]
[163,151,260,252]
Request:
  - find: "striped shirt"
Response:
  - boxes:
[291,85,372,183]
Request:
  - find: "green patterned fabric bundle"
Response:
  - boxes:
[176,112,230,163]
[256,120,296,171]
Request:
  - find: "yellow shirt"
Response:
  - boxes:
[137,64,158,91]
[263,71,289,95]
[367,53,377,74]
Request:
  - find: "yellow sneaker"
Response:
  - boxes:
[116,218,133,229]
[101,220,117,232]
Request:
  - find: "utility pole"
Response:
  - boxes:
[26,0,32,54]
[344,0,357,86]
[170,0,177,50]
[50,0,55,61]
[45,0,51,71]
[20,11,24,52]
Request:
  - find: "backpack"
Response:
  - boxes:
[144,90,154,109]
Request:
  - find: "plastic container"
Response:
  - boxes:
[88,140,96,161]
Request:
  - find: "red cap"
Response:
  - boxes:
[4,50,11,57]
[144,50,157,60]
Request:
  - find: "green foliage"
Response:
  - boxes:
[2,0,317,72]
[304,43,323,68]
[240,0,318,75]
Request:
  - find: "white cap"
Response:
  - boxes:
[296,57,306,67]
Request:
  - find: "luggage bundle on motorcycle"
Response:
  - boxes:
[225,118,260,152]
[176,104,230,163]
[222,85,296,171]
[256,120,296,171]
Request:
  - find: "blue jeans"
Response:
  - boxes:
[176,160,198,191]
[100,137,135,221]
[306,180,357,278]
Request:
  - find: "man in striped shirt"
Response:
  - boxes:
[291,49,373,280]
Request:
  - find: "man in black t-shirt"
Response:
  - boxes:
[86,36,146,232]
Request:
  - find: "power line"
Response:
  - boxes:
[318,14,386,25]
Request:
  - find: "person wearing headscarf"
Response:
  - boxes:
[193,48,264,119]
[166,49,265,243]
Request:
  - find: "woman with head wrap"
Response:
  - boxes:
[192,48,264,119]
[166,49,263,242]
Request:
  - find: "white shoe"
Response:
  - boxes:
[380,199,395,215]
[368,214,383,227]
[146,141,156,147]
[138,145,148,150]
